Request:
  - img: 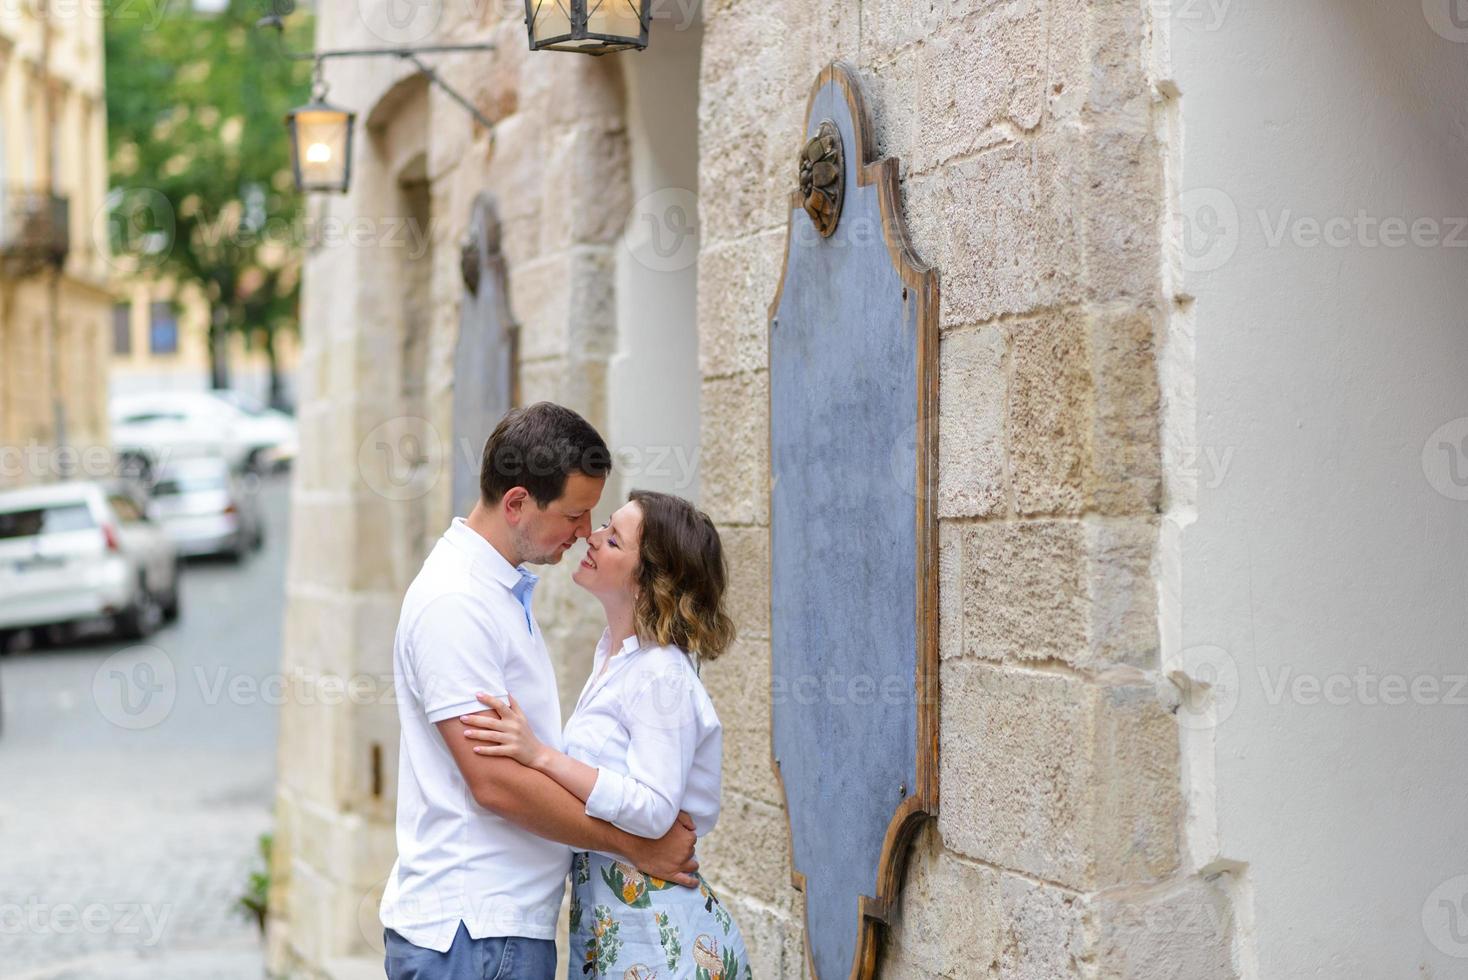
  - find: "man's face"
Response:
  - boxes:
[510,473,606,565]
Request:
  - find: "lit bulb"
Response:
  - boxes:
[305,142,332,164]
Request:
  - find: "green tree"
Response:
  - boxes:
[105,0,312,404]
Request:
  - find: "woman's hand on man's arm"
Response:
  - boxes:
[459,693,601,803]
[435,718,700,887]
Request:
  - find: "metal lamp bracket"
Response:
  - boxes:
[259,17,498,132]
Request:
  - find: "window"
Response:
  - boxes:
[120,411,187,425]
[113,303,132,354]
[153,472,226,496]
[149,302,178,354]
[0,503,96,539]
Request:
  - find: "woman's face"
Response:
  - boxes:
[572,500,643,602]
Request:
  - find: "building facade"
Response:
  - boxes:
[109,276,301,409]
[270,1,1468,978]
[0,1,112,489]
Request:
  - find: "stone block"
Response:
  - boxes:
[1089,875,1238,979]
[938,521,965,663]
[938,660,1182,891]
[720,525,771,638]
[539,126,632,250]
[1090,306,1162,513]
[1080,128,1163,305]
[938,325,1007,519]
[1009,308,1090,515]
[697,231,782,379]
[487,113,547,230]
[949,517,1157,669]
[721,719,783,811]
[283,857,333,968]
[862,57,918,180]
[1083,517,1158,667]
[508,248,616,363]
[699,371,769,526]
[860,0,957,53]
[697,113,796,249]
[517,355,566,407]
[702,637,782,806]
[349,491,409,594]
[905,136,1084,327]
[881,824,1087,979]
[1047,0,1154,132]
[517,46,624,132]
[286,497,352,593]
[702,638,770,727]
[913,1,1047,173]
[1007,305,1160,516]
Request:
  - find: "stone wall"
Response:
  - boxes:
[692,0,1235,976]
[271,0,1233,976]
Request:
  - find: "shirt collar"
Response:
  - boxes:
[579,629,647,710]
[595,627,644,660]
[445,517,529,592]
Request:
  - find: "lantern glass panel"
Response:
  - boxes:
[585,0,641,38]
[292,108,351,191]
[528,0,573,44]
[526,0,647,51]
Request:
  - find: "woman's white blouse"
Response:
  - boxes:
[566,629,723,841]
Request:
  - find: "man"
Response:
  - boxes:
[380,402,699,979]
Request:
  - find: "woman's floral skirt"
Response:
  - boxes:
[570,851,751,980]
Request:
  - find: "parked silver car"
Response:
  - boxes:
[0,481,180,650]
[147,458,263,560]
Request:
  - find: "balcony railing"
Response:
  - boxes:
[0,189,70,274]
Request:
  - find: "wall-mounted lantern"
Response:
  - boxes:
[263,0,652,195]
[285,76,356,194]
[524,0,652,54]
[259,16,499,195]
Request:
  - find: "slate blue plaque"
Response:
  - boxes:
[452,194,520,518]
[768,62,940,980]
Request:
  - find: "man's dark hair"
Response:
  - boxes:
[479,402,612,507]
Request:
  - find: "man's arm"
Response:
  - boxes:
[436,718,699,886]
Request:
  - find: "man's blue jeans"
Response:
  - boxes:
[384,922,557,980]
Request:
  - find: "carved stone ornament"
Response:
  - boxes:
[799,119,844,237]
[460,235,481,294]
[461,197,504,295]
[769,63,940,980]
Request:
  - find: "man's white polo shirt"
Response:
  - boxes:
[380,518,569,951]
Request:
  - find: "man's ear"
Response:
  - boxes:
[501,486,528,526]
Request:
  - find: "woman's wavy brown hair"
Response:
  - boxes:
[629,489,736,660]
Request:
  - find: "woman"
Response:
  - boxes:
[459,489,751,980]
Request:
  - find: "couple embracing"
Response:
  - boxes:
[380,402,750,980]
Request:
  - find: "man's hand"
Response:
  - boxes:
[623,811,700,887]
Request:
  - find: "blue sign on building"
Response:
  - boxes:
[769,62,941,980]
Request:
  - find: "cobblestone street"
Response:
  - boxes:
[0,475,289,978]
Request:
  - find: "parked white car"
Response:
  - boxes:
[0,480,180,649]
[147,457,264,560]
[110,390,297,478]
